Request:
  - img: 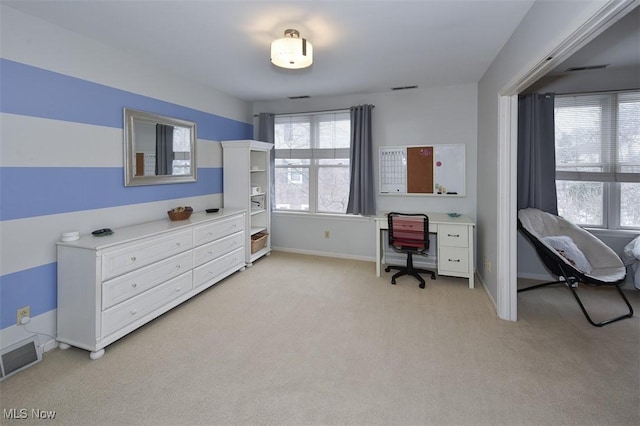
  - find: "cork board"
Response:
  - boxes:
[407,146,434,193]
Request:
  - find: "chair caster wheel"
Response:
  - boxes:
[431,274,436,280]
[419,283,425,289]
[391,279,396,285]
[385,267,390,272]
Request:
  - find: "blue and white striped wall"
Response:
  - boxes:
[0,57,252,348]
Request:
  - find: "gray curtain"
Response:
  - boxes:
[346,104,376,216]
[257,113,275,210]
[517,93,558,215]
[155,124,174,175]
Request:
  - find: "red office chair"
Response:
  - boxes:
[385,212,436,289]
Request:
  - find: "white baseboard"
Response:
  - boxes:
[271,246,375,263]
[476,273,497,312]
[517,272,554,281]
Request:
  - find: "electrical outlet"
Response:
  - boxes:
[324,230,330,239]
[17,306,30,325]
[484,258,492,273]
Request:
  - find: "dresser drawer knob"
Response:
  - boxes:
[448,258,461,263]
[175,287,181,292]
[447,234,460,238]
[130,309,137,316]
[131,283,137,288]
[131,256,137,261]
[175,242,181,246]
[176,264,181,269]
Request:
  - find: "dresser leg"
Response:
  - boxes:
[89,349,105,360]
[58,342,70,350]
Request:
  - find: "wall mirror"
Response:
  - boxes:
[124,108,197,186]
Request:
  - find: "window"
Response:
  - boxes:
[554,91,640,229]
[172,126,191,175]
[274,111,351,213]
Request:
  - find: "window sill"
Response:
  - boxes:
[273,211,371,222]
[585,228,640,239]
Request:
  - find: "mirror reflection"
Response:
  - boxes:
[124,108,197,186]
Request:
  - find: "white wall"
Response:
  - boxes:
[477,0,616,307]
[253,84,478,261]
[0,4,252,352]
[0,5,249,124]
[516,5,639,290]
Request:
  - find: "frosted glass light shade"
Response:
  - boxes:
[270,29,313,69]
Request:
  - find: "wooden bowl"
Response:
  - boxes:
[167,207,193,221]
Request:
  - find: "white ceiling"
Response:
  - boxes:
[3,0,537,102]
[524,5,639,93]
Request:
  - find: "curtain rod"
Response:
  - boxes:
[253,105,374,117]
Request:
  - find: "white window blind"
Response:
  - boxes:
[555,91,640,183]
[554,90,640,229]
[275,112,351,159]
[274,110,351,214]
[617,91,640,181]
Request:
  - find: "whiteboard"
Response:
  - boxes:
[379,144,465,196]
[379,147,406,193]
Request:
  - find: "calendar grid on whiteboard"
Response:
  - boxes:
[379,147,406,193]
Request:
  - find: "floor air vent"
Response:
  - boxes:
[0,337,41,381]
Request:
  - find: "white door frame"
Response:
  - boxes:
[496,0,638,321]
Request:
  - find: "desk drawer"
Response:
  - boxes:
[193,215,244,247]
[439,247,469,273]
[102,251,193,310]
[438,225,468,248]
[101,272,192,337]
[102,230,192,280]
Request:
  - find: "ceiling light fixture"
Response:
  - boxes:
[270,29,313,69]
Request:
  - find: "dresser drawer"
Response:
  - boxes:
[438,225,469,248]
[193,247,244,288]
[193,214,244,247]
[101,272,192,337]
[438,246,469,273]
[102,251,193,310]
[102,230,192,280]
[193,232,244,268]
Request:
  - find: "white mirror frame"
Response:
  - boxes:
[123,108,197,187]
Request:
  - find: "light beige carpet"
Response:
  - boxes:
[1,252,638,425]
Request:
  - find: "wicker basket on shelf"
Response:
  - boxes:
[167,206,193,221]
[251,232,268,253]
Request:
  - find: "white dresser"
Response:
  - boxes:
[56,209,246,359]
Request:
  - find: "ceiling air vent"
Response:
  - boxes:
[565,64,609,72]
[288,95,310,99]
[391,85,418,91]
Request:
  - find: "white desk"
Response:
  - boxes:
[375,213,475,288]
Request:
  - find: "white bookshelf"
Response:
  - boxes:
[221,140,273,265]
